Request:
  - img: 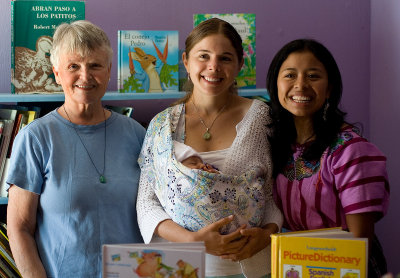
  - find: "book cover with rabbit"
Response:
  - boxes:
[118,30,179,93]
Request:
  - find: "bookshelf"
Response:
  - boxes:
[0,88,270,102]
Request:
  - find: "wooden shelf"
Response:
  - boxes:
[0,88,269,103]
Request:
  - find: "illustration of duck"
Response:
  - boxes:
[12,35,62,93]
[131,251,175,278]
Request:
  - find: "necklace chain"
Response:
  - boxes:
[191,96,230,141]
[63,105,107,183]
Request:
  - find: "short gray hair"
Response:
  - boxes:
[50,20,113,69]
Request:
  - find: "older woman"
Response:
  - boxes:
[137,18,282,278]
[6,20,146,277]
[267,39,389,278]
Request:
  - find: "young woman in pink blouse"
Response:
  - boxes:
[266,39,389,278]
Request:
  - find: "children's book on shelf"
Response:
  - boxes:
[0,120,13,199]
[0,158,10,198]
[271,227,367,278]
[118,30,179,93]
[0,108,19,190]
[0,105,41,197]
[103,242,205,278]
[193,13,256,89]
[11,0,85,94]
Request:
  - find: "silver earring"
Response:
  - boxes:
[323,101,329,121]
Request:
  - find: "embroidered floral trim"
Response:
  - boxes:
[282,127,358,181]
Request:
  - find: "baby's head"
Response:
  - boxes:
[174,141,219,173]
[173,141,204,170]
[181,156,204,170]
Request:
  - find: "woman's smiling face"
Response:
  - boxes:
[277,50,330,120]
[53,47,111,105]
[183,33,242,97]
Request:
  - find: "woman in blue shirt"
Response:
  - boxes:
[6,20,146,278]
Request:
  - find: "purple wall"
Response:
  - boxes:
[371,1,400,275]
[93,0,372,128]
[0,0,397,273]
[0,0,372,129]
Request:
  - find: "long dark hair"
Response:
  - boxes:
[266,39,346,177]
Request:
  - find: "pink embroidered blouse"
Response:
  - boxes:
[274,126,390,231]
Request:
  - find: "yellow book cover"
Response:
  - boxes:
[26,110,37,124]
[271,228,367,278]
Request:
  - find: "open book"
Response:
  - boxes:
[271,227,367,278]
[102,242,205,278]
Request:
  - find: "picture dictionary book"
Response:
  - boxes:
[271,228,368,278]
[103,242,205,278]
[11,0,85,94]
[118,30,179,93]
[193,13,256,89]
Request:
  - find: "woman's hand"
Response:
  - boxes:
[155,215,247,257]
[194,215,248,256]
[156,216,277,259]
[221,223,279,261]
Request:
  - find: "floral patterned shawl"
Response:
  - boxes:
[138,102,270,234]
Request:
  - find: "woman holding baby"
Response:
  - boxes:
[136,18,282,278]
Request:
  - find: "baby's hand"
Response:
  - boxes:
[203,163,219,173]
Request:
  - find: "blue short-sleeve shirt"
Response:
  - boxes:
[7,109,146,278]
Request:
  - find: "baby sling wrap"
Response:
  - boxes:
[138,103,272,234]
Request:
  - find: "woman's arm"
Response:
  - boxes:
[346,212,380,255]
[155,215,248,257]
[7,185,46,278]
[136,156,173,243]
[330,132,389,255]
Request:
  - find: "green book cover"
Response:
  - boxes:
[11,0,85,94]
[193,13,256,89]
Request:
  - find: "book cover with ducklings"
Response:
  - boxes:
[271,228,368,278]
[193,13,256,89]
[118,30,179,93]
[102,242,205,278]
[11,0,85,94]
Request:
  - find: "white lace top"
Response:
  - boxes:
[137,99,283,277]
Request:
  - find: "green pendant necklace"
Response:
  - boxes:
[63,105,107,183]
[191,96,230,141]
